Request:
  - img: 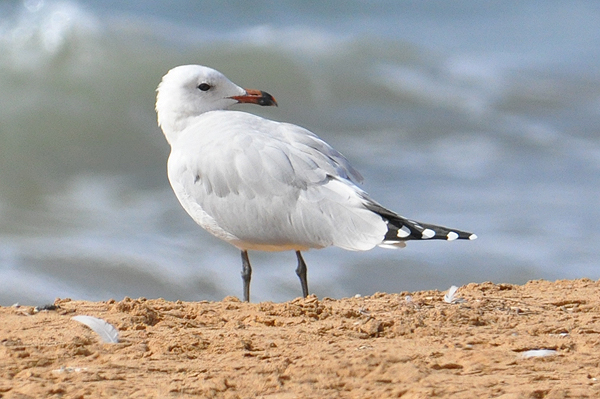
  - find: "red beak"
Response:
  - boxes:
[231,89,277,107]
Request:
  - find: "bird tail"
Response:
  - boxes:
[364,201,477,248]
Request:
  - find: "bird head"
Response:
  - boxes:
[156,65,276,142]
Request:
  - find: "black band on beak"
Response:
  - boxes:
[231,89,278,107]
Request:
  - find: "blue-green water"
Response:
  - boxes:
[1,0,599,304]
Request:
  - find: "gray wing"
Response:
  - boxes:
[168,111,386,251]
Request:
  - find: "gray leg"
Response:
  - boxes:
[241,250,252,302]
[295,251,309,298]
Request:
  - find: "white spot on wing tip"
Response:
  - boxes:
[422,228,435,239]
[469,234,478,240]
[396,226,411,238]
[447,231,459,241]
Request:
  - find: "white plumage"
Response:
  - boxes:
[72,316,119,344]
[156,65,476,301]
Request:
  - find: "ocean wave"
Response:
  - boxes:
[1,0,600,304]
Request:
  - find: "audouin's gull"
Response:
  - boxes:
[156,65,476,302]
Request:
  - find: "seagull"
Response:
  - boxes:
[156,65,476,302]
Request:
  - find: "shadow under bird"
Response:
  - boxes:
[155,65,476,302]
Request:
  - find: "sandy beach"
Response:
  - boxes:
[2,279,599,398]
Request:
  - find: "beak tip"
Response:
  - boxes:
[259,91,277,107]
[231,89,277,107]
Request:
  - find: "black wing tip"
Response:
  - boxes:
[385,219,477,242]
[365,202,477,243]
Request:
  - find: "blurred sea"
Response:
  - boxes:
[1,0,599,304]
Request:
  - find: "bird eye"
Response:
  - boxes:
[197,83,211,91]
